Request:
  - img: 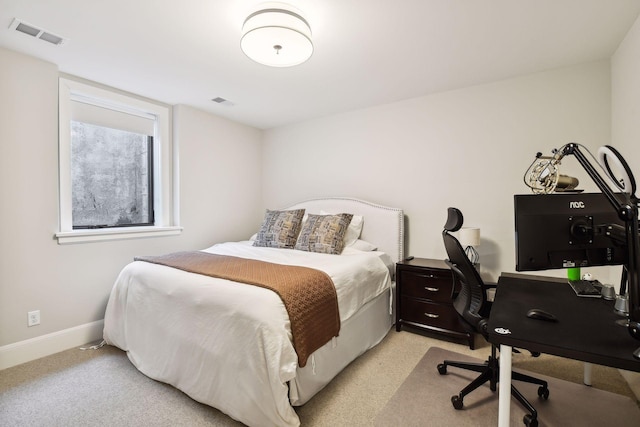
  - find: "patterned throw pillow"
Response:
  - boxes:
[320,210,363,246]
[295,213,354,254]
[253,209,306,249]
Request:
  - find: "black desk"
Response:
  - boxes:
[488,273,640,426]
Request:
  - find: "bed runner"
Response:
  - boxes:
[134,251,340,367]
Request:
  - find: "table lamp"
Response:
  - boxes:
[459,227,480,265]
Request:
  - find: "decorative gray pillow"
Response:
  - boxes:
[253,209,306,249]
[295,213,354,254]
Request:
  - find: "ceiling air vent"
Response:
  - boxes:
[9,18,66,46]
[211,97,235,107]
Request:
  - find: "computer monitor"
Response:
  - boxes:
[514,193,629,272]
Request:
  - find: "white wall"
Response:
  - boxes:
[262,61,613,282]
[175,104,263,248]
[0,48,263,367]
[612,14,640,171]
[4,21,638,366]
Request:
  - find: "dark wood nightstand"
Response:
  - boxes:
[396,257,474,349]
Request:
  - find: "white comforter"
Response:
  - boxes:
[103,241,391,427]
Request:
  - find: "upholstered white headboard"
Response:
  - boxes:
[284,197,405,264]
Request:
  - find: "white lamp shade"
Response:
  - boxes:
[459,227,480,247]
[241,5,313,67]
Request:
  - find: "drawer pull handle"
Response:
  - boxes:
[424,286,439,292]
[424,312,440,318]
[417,274,438,279]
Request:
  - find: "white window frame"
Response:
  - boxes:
[56,77,181,244]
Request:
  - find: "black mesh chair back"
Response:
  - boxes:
[442,207,490,335]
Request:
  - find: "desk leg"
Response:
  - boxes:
[498,344,512,427]
[583,362,592,386]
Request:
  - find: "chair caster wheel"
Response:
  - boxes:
[523,414,538,427]
[537,386,549,400]
[437,363,447,375]
[451,394,463,410]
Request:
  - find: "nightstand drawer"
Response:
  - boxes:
[399,269,453,303]
[400,296,464,331]
[396,257,473,348]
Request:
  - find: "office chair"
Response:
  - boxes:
[437,207,549,427]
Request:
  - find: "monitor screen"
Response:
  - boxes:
[514,193,628,271]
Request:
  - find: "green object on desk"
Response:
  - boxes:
[567,267,581,281]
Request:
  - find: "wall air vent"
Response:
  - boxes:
[9,18,66,46]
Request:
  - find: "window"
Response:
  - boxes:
[56,77,181,244]
[71,122,154,229]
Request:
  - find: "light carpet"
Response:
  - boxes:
[1,332,638,426]
[0,345,242,427]
[374,346,640,427]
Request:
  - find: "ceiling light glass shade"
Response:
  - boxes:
[241,4,313,67]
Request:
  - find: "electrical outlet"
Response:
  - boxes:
[28,310,40,327]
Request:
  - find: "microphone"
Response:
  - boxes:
[526,155,560,194]
[524,147,578,194]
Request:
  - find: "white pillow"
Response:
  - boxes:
[348,239,377,251]
[320,210,363,247]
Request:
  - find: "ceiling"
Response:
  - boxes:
[1,1,639,130]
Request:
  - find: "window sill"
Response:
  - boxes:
[55,225,183,245]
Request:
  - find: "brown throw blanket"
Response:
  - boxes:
[134,251,340,367]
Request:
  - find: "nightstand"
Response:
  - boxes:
[396,257,474,349]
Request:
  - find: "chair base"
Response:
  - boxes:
[437,345,549,427]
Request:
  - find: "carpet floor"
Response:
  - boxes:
[374,346,640,427]
[1,331,638,426]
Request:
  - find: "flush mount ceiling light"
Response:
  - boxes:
[241,3,313,67]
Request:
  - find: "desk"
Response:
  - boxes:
[488,273,640,427]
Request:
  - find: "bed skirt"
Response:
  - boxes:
[290,282,395,404]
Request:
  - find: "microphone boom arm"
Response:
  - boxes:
[560,143,640,357]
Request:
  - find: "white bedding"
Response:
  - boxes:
[103,241,391,427]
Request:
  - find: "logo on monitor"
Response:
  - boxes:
[569,201,585,208]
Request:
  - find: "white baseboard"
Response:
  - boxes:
[0,319,105,370]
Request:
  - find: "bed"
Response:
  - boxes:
[103,197,404,427]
